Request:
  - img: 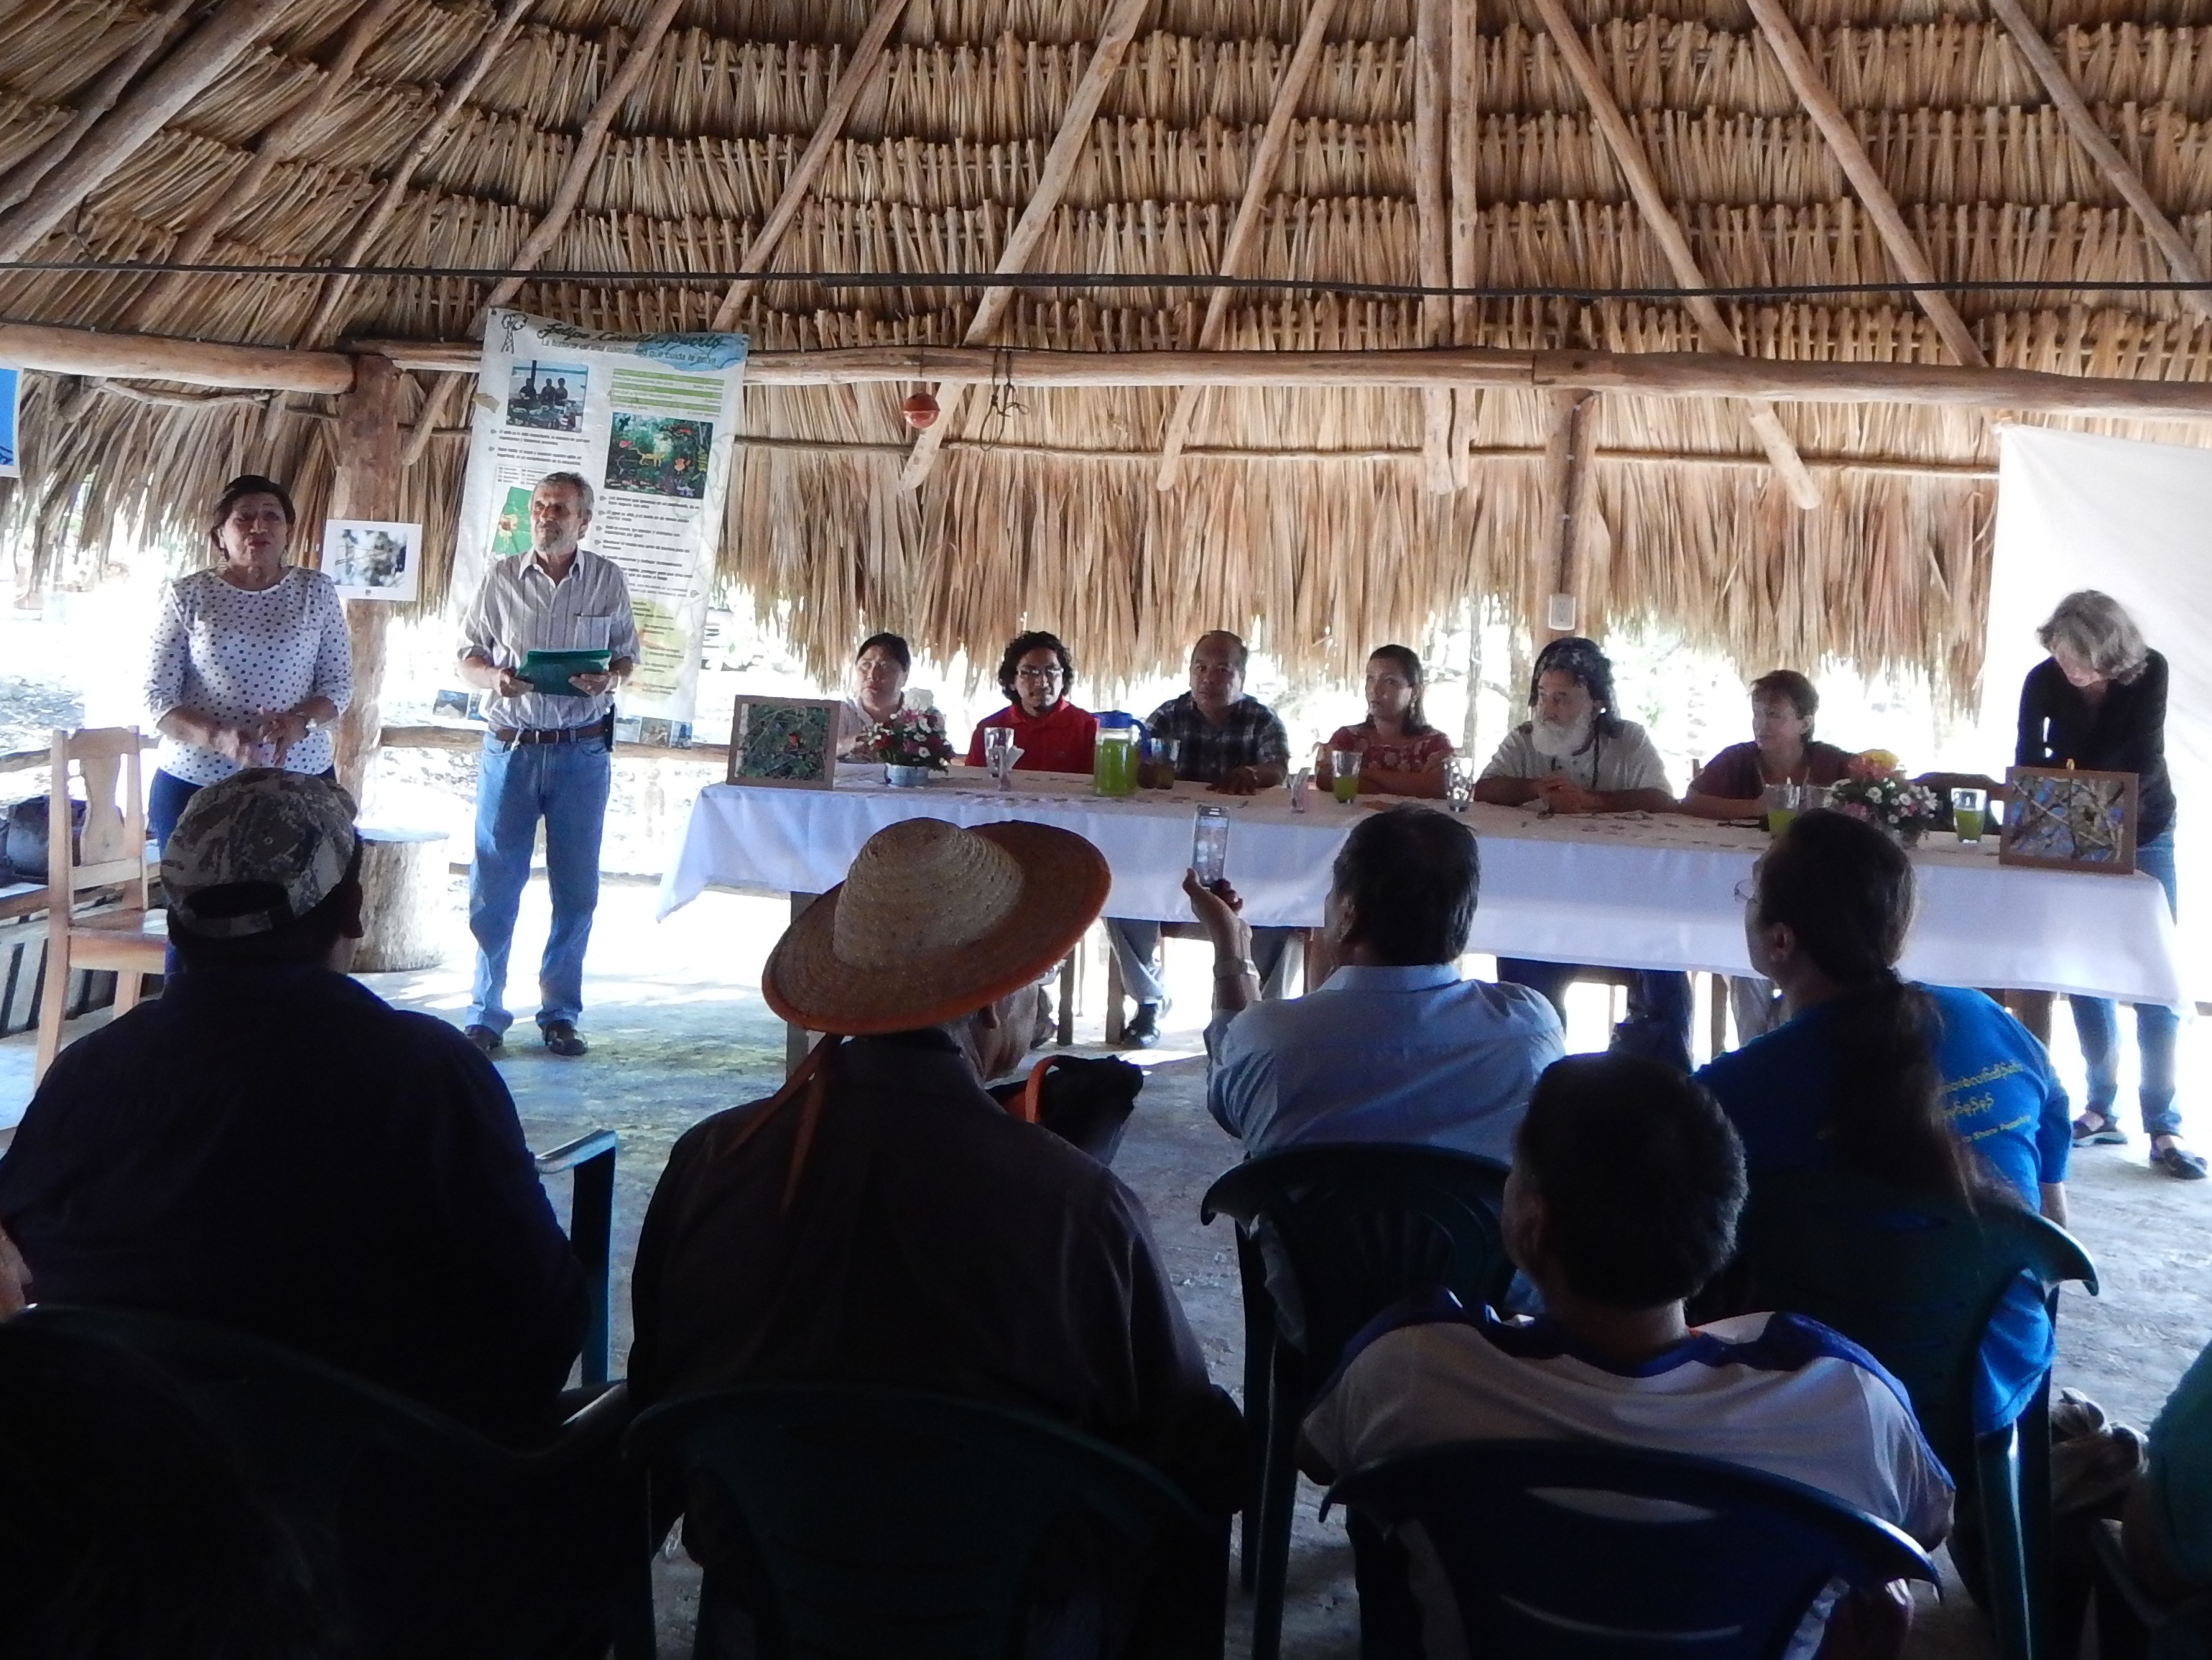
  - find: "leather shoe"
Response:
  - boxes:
[540,1020,588,1058]
[1123,1002,1162,1049]
[464,1024,502,1055]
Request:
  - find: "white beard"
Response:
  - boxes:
[1531,714,1593,760]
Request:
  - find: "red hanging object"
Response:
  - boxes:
[901,390,940,430]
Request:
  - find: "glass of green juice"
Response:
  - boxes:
[1331,750,1362,803]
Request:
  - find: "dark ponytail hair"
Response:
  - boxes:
[1363,644,1432,737]
[1754,810,1991,1207]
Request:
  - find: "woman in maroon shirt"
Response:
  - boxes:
[965,630,1098,774]
[1683,669,1855,819]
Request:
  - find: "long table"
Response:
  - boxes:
[659,767,2188,1010]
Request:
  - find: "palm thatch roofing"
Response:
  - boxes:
[4,0,2211,700]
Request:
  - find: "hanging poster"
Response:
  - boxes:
[452,310,747,727]
[0,366,18,478]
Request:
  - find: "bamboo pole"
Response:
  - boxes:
[1447,0,1481,485]
[0,0,296,264]
[709,0,912,332]
[1154,0,1338,489]
[1745,0,1984,368]
[0,0,198,216]
[897,0,1154,492]
[1984,0,2212,328]
[290,0,537,352]
[1530,0,1821,509]
[330,354,402,803]
[122,0,406,334]
[1414,0,1456,492]
[478,0,689,322]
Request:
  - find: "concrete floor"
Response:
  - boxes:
[4,875,2209,1658]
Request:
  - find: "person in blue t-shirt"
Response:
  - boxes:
[1696,808,2071,1435]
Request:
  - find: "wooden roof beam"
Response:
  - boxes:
[290,0,536,351]
[708,0,911,333]
[1746,0,1985,368]
[122,0,407,334]
[0,0,198,216]
[1414,0,1455,492]
[1985,0,2212,328]
[1531,0,1821,509]
[0,0,297,264]
[897,0,1154,493]
[1154,0,1338,491]
[1446,0,1481,486]
[477,0,688,323]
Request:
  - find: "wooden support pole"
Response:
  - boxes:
[1530,0,1821,509]
[291,0,536,351]
[1154,0,1338,489]
[0,0,198,216]
[1541,388,1602,638]
[1447,0,1482,484]
[898,0,1154,492]
[330,354,402,803]
[1745,0,1984,367]
[122,0,405,334]
[1415,0,1456,492]
[709,0,911,331]
[1985,0,2212,328]
[478,0,689,322]
[0,0,295,264]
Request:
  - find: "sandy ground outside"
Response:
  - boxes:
[4,875,2209,1657]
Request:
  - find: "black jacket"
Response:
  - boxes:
[2016,650,2175,842]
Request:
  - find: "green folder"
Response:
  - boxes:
[517,649,613,696]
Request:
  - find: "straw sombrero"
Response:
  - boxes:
[762,818,1112,1035]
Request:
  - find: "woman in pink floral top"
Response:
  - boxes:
[1320,644,1456,798]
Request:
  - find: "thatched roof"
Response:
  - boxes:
[4,0,2212,701]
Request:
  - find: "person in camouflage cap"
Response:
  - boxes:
[160,768,359,943]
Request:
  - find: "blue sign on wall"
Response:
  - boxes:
[0,366,17,478]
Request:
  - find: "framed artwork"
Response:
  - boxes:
[1999,767,2139,876]
[728,696,841,789]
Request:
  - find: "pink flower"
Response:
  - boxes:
[1841,801,1871,821]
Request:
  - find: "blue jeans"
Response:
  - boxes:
[2071,827,2181,1138]
[468,732,611,1033]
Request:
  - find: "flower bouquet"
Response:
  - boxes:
[1826,750,1942,844]
[867,706,953,785]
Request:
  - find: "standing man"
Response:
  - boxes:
[456,471,641,1058]
[1105,630,1295,1046]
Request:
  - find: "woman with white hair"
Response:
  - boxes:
[2019,590,2202,1179]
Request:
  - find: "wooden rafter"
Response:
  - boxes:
[1984,0,2212,328]
[122,0,407,334]
[1414,0,1454,492]
[1541,387,1606,637]
[477,0,689,322]
[897,0,1154,493]
[708,0,912,333]
[0,0,297,264]
[1530,0,1821,509]
[1153,0,1338,490]
[1746,0,1984,367]
[1446,0,1481,484]
[290,0,536,351]
[0,0,198,215]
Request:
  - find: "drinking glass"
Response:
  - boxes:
[1950,786,1989,844]
[1762,781,1802,836]
[1331,750,1362,803]
[1445,757,1473,811]
[982,726,1015,788]
[1142,735,1182,789]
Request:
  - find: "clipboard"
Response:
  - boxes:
[516,649,612,696]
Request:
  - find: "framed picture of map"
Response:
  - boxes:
[728,696,841,790]
[1999,767,2139,876]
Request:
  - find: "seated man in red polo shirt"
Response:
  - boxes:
[964,630,1098,774]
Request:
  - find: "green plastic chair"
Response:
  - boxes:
[12,1303,632,1660]
[1200,1143,1514,1660]
[621,1382,1228,1660]
[1735,1167,2098,1660]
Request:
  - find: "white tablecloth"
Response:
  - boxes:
[657,769,2188,1007]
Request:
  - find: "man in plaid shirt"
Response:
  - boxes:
[1106,632,1297,1046]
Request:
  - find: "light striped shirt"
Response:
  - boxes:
[458,549,643,732]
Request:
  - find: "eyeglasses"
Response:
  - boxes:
[1014,667,1064,683]
[1733,879,1758,903]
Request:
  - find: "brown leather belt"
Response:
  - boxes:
[490,721,605,747]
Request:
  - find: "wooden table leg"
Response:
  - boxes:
[2000,989,2055,1046]
[785,891,819,1075]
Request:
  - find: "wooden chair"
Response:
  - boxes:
[34,727,166,1080]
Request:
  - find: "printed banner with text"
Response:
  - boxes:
[453,309,748,728]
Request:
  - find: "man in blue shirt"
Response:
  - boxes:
[1185,804,1563,1158]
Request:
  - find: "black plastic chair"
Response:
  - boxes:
[1734,1167,2098,1660]
[620,1382,1227,1659]
[535,1128,618,1385]
[1200,1143,1514,1660]
[12,1303,632,1659]
[2088,1512,2212,1660]
[1326,1438,1938,1659]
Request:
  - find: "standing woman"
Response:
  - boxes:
[2019,591,2203,1179]
[143,475,352,849]
[1318,645,1454,798]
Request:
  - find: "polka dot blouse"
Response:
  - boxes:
[143,568,353,785]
